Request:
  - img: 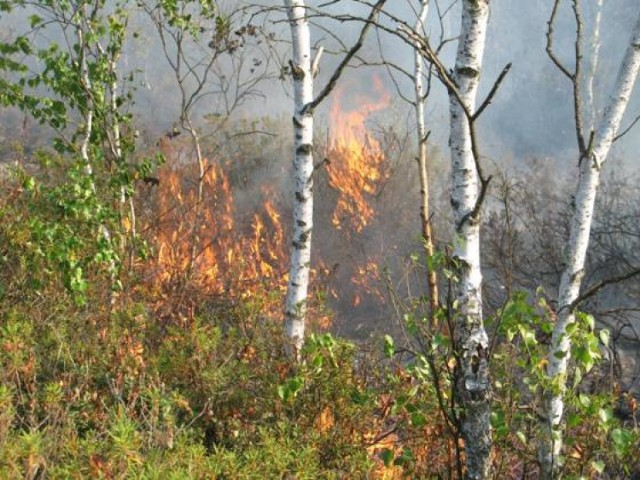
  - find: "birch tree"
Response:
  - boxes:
[282,0,385,356]
[539,4,640,477]
[447,2,492,478]
[401,0,511,475]
[413,0,440,316]
[283,0,314,355]
[0,1,140,303]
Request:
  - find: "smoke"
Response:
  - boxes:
[1,0,640,342]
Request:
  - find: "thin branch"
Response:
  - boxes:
[613,112,640,142]
[572,0,587,153]
[303,0,388,114]
[472,62,512,121]
[570,267,640,311]
[546,0,573,80]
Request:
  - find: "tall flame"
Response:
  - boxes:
[327,75,391,233]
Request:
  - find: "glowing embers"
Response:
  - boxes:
[327,75,391,233]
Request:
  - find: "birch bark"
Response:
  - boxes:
[448,2,491,479]
[284,0,314,356]
[413,0,440,317]
[584,0,603,130]
[540,11,640,479]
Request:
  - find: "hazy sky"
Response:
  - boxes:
[2,0,639,168]
[302,0,640,167]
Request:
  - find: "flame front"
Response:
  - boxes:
[148,159,287,318]
[145,76,392,325]
[327,75,391,233]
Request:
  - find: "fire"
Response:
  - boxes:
[327,75,391,233]
[143,79,393,327]
[351,261,384,307]
[147,159,288,317]
[324,75,392,309]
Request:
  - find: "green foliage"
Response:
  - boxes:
[490,290,639,478]
[0,2,637,478]
[0,284,397,477]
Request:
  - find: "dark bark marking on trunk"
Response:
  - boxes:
[456,66,480,78]
[296,143,313,155]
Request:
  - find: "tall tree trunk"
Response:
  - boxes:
[449,1,491,479]
[284,0,314,356]
[540,12,640,479]
[413,0,440,318]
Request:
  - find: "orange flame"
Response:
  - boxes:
[147,160,287,317]
[327,75,391,233]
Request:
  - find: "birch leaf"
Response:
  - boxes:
[384,335,394,358]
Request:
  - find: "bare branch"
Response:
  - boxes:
[472,62,512,121]
[302,0,388,114]
[546,0,573,80]
[571,267,640,311]
[572,0,587,153]
[613,112,640,142]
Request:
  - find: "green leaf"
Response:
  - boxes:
[573,367,583,388]
[29,15,43,28]
[411,412,426,427]
[578,393,591,408]
[611,428,633,457]
[384,335,394,359]
[567,413,581,428]
[380,449,394,467]
[394,448,414,466]
[518,325,537,346]
[598,407,613,428]
[599,328,610,347]
[591,460,605,474]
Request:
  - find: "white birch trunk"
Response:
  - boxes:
[540,12,640,479]
[414,0,440,316]
[449,1,491,479]
[284,0,314,356]
[584,0,603,130]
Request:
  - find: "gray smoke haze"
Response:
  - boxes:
[1,0,640,342]
[5,0,638,165]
